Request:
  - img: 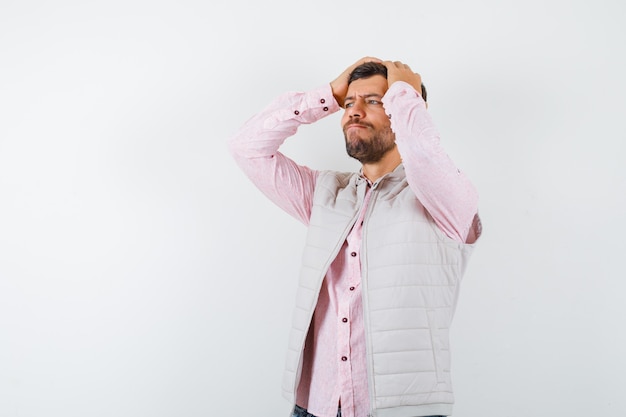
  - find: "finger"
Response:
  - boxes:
[390,60,412,70]
[356,56,381,64]
[357,56,382,67]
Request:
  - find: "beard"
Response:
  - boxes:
[343,121,396,164]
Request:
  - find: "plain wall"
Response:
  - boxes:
[1,1,625,416]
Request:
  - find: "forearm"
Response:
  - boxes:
[229,84,339,158]
[383,82,480,243]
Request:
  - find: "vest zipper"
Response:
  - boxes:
[360,180,382,417]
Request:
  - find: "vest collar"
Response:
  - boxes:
[357,163,405,188]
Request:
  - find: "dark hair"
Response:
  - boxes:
[348,61,427,102]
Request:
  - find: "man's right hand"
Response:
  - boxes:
[330,56,381,108]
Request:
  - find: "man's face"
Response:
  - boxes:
[341,74,395,164]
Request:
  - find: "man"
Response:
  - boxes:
[229,57,481,417]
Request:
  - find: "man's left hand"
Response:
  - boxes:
[383,60,423,96]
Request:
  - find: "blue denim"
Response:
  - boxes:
[292,405,340,417]
[292,404,445,417]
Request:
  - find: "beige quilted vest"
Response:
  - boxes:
[282,165,476,417]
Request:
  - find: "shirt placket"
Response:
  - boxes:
[336,184,372,417]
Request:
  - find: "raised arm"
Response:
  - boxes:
[382,60,481,243]
[228,84,340,225]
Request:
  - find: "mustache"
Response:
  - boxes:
[343,120,374,130]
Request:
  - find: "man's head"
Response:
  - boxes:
[342,70,394,165]
[341,62,428,165]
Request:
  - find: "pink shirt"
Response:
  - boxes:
[229,82,479,417]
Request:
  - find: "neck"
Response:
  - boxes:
[361,149,402,183]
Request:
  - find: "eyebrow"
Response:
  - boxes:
[344,93,384,102]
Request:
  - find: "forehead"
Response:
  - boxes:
[346,75,388,97]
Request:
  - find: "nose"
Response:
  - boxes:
[347,101,364,119]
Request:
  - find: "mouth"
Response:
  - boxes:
[344,122,371,133]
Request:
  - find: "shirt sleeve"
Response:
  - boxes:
[382,81,481,244]
[228,84,341,226]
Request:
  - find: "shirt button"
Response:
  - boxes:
[350,252,357,257]
[349,286,355,291]
[320,98,326,103]
[323,106,329,111]
[294,110,300,115]
[341,356,348,361]
[342,318,348,323]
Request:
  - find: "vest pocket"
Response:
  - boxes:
[426,309,445,383]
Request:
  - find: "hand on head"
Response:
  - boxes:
[331,56,382,108]
[331,57,424,107]
[382,60,423,96]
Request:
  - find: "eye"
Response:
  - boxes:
[345,102,354,108]
[368,99,382,105]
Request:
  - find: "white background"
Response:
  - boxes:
[1,1,625,416]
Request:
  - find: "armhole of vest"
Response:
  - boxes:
[312,170,330,203]
[314,170,355,198]
[422,207,465,248]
